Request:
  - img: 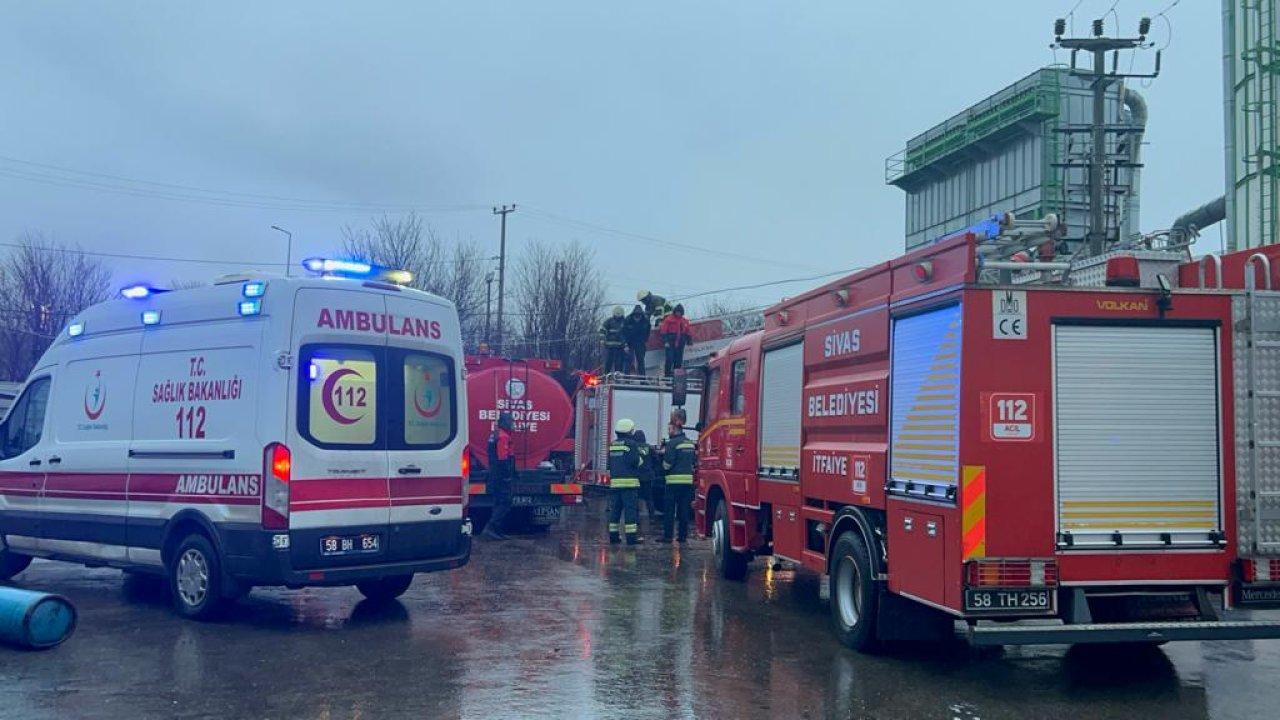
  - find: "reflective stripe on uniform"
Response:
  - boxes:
[610,477,641,489]
[664,474,694,484]
[624,524,638,533]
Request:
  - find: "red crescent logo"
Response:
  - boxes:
[321,368,365,425]
[413,385,442,419]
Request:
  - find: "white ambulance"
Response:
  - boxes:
[0,259,471,619]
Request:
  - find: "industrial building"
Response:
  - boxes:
[886,67,1142,252]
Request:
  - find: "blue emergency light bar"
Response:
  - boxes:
[120,285,153,299]
[242,281,266,298]
[300,257,414,285]
[302,258,372,275]
[141,310,161,326]
[933,214,1006,245]
[67,322,85,337]
[238,299,262,316]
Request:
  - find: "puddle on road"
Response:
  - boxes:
[1,504,1277,718]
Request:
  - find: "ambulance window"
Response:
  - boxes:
[730,359,747,415]
[393,350,456,449]
[1,377,50,459]
[300,346,381,449]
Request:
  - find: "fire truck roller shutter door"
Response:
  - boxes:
[889,304,962,500]
[760,342,803,475]
[1054,325,1222,548]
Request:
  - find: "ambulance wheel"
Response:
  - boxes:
[712,501,748,581]
[0,548,32,580]
[169,533,227,620]
[356,574,413,602]
[830,531,879,652]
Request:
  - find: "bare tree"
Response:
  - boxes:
[510,239,605,371]
[0,232,112,380]
[698,296,764,337]
[341,213,489,345]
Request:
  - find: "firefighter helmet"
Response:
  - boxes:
[614,418,635,435]
[612,306,624,317]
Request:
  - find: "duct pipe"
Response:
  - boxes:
[1121,87,1148,241]
[1171,196,1228,243]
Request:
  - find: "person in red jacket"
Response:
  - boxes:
[483,412,516,540]
[658,304,693,376]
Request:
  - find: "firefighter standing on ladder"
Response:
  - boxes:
[659,304,693,376]
[659,417,696,543]
[607,418,644,545]
[600,306,627,374]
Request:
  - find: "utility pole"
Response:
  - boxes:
[492,204,516,353]
[484,270,495,345]
[1052,16,1159,256]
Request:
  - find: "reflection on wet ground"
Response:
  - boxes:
[1,500,1277,719]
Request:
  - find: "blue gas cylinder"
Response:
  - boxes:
[0,586,77,649]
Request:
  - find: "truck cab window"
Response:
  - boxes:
[701,368,721,428]
[730,359,747,415]
[1,377,50,459]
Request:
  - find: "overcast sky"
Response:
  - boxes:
[0,1,1221,314]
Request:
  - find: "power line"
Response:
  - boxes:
[521,206,821,272]
[0,154,487,214]
[672,267,861,303]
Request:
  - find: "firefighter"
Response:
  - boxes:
[607,418,644,545]
[482,412,516,541]
[600,306,627,374]
[633,427,660,522]
[659,420,696,543]
[623,304,651,375]
[636,290,672,323]
[658,304,693,376]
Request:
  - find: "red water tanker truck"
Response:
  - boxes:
[464,355,583,532]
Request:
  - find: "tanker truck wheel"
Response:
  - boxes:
[0,546,32,580]
[830,531,880,652]
[712,501,748,581]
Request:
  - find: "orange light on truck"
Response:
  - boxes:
[965,559,1058,588]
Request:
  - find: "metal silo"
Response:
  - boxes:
[887,67,1141,251]
[1224,0,1280,251]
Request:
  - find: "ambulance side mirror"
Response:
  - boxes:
[671,368,688,407]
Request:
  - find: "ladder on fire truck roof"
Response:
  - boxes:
[1236,253,1280,554]
[599,372,704,392]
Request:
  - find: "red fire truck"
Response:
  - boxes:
[465,355,582,532]
[691,222,1280,650]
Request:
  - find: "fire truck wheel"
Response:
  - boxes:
[830,532,879,652]
[0,548,32,580]
[169,533,228,621]
[712,501,748,581]
[356,574,414,602]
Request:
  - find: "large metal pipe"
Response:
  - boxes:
[1121,87,1148,241]
[1171,196,1228,242]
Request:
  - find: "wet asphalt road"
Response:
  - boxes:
[2,501,1280,720]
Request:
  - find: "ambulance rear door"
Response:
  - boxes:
[383,291,465,533]
[289,287,391,543]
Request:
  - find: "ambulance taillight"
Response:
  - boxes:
[262,443,291,530]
